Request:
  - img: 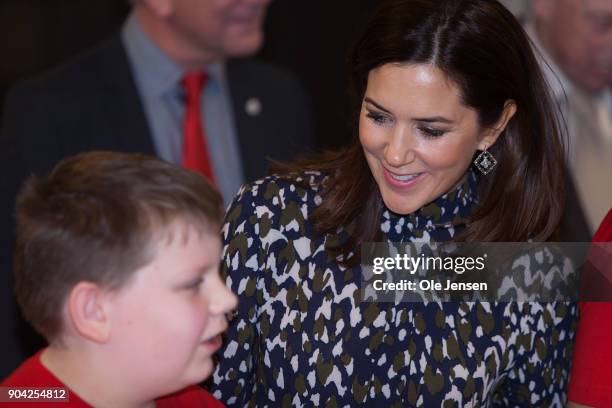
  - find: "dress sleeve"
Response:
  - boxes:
[490,301,578,407]
[209,182,267,407]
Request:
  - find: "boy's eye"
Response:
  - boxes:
[419,126,446,138]
[366,111,391,126]
[186,277,204,291]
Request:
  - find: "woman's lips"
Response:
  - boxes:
[382,167,426,189]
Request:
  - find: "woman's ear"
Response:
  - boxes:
[67,282,112,344]
[478,100,517,150]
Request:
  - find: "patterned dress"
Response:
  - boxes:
[210,171,577,407]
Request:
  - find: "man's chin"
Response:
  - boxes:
[224,33,264,57]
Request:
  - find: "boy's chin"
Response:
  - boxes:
[185,357,215,385]
[157,351,216,394]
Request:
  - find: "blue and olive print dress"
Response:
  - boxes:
[210,171,577,407]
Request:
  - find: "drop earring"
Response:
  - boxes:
[473,146,497,175]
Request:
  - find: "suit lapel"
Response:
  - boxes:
[95,33,155,156]
[226,60,265,179]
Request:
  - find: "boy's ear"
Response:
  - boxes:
[478,100,517,150]
[67,282,112,344]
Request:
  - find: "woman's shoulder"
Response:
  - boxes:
[223,171,329,235]
[230,171,328,210]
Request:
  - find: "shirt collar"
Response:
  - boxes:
[121,11,227,96]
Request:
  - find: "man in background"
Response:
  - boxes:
[529,0,612,234]
[0,0,313,378]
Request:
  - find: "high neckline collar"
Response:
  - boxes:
[382,170,477,238]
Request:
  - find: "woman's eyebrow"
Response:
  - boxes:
[365,97,454,124]
[364,97,391,114]
[413,116,454,124]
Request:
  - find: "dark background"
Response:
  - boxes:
[0,0,378,379]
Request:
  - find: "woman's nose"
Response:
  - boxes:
[383,127,416,167]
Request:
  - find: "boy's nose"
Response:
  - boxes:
[211,280,239,316]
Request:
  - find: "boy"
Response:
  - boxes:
[1,151,237,407]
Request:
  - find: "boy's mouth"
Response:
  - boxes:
[201,334,223,351]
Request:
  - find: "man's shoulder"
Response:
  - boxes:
[226,58,304,93]
[224,57,314,167]
[6,33,126,102]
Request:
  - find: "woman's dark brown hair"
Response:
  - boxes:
[274,0,565,260]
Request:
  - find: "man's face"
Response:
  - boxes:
[537,0,612,92]
[168,0,271,62]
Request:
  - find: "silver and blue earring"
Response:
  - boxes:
[473,146,497,175]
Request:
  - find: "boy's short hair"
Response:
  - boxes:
[14,151,223,342]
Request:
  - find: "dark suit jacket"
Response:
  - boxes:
[0,33,313,378]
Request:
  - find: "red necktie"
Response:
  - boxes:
[181,71,215,182]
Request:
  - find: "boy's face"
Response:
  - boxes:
[106,221,237,398]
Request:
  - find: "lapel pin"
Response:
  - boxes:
[245,97,262,117]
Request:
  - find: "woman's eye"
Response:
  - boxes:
[419,127,445,138]
[366,111,391,125]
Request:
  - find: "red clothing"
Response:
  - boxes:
[568,209,612,407]
[0,349,224,407]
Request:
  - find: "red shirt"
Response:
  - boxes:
[0,349,224,407]
[568,209,612,407]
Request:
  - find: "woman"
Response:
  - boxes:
[210,0,576,406]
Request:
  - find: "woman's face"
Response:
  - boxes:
[359,63,502,215]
